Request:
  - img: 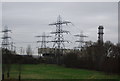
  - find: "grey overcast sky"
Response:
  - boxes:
[1,2,118,54]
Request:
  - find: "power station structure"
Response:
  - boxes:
[49,15,71,64]
[98,25,104,45]
[35,32,51,55]
[74,31,88,50]
[2,26,11,50]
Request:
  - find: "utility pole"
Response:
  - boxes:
[35,32,51,56]
[49,15,71,64]
[11,42,13,52]
[10,41,16,54]
[74,31,88,50]
[18,47,23,81]
[20,47,23,55]
[13,46,16,54]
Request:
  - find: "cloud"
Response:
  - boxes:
[2,2,118,53]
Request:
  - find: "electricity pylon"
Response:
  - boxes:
[2,26,11,50]
[74,31,88,50]
[1,26,12,80]
[35,32,51,55]
[49,15,71,64]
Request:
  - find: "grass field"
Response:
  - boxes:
[4,64,120,80]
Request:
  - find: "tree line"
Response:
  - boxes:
[1,41,120,80]
[63,41,120,74]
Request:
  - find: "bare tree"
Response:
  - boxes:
[26,45,32,56]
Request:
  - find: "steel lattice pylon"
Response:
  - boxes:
[2,26,11,50]
[35,32,51,55]
[49,15,71,64]
[49,15,71,52]
[74,31,88,50]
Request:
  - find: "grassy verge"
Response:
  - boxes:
[3,64,120,79]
